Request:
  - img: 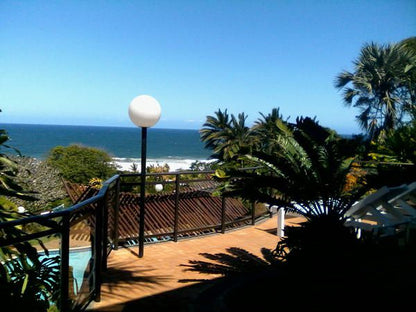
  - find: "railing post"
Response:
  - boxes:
[94,198,103,302]
[277,208,285,238]
[113,177,120,250]
[102,190,109,271]
[60,214,70,312]
[221,196,226,233]
[173,174,180,242]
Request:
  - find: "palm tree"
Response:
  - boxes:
[251,108,286,153]
[400,37,416,55]
[200,109,253,162]
[335,42,416,140]
[399,37,416,111]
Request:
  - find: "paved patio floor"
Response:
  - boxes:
[87,215,304,312]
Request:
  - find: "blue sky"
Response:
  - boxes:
[1,1,415,134]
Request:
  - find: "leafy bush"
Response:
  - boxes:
[363,120,416,187]
[380,120,416,164]
[47,144,117,184]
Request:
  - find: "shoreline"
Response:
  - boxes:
[12,155,214,173]
[112,158,214,172]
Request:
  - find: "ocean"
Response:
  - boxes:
[3,123,212,171]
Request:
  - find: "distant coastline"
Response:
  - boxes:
[113,157,214,172]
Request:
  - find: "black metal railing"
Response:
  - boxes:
[115,170,268,247]
[0,175,120,312]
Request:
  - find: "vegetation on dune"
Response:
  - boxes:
[121,163,175,194]
[121,161,217,195]
[47,144,117,184]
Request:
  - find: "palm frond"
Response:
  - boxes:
[334,71,354,89]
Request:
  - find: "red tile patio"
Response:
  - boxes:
[87,215,304,311]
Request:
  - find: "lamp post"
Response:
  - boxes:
[128,95,161,257]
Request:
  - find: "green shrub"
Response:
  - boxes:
[47,144,117,184]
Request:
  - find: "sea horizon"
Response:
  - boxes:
[2,121,200,132]
[3,123,211,162]
[2,122,358,171]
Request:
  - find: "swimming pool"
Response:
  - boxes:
[40,247,92,296]
[68,247,92,295]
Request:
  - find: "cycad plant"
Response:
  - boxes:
[211,114,370,265]
[219,117,367,217]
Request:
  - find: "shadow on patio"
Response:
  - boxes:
[90,246,283,312]
[95,244,416,312]
[88,215,285,311]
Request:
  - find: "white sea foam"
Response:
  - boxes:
[112,157,214,172]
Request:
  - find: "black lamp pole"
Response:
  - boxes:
[139,127,147,258]
[128,94,161,258]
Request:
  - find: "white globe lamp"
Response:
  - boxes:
[128,95,161,128]
[155,184,163,192]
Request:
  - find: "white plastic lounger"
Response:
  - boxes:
[345,182,416,238]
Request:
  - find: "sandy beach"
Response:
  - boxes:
[112,158,214,172]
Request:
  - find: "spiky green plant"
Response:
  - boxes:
[218,117,368,220]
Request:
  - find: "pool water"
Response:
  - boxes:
[68,248,92,295]
[40,247,92,296]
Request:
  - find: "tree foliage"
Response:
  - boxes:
[200,109,253,162]
[372,119,416,164]
[399,36,416,112]
[47,144,117,184]
[335,41,416,140]
[400,36,416,55]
